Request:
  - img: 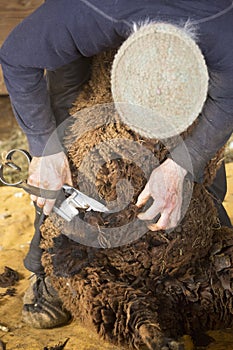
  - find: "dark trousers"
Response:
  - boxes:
[207,161,232,228]
[24,204,46,274]
[24,57,91,275]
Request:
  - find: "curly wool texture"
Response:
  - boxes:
[40,51,231,349]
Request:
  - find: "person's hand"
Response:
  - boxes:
[28,151,73,215]
[136,158,187,231]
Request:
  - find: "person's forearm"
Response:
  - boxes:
[171,97,233,183]
[1,59,62,156]
[171,119,232,183]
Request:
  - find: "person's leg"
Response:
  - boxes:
[46,56,92,127]
[22,204,71,328]
[207,162,232,227]
[22,57,91,328]
[23,204,45,275]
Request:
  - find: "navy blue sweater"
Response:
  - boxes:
[1,0,233,181]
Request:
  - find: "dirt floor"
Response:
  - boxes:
[0,164,232,350]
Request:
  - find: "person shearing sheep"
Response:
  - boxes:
[0,0,232,328]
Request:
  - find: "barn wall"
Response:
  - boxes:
[0,0,43,94]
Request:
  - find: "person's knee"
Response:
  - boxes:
[46,57,92,96]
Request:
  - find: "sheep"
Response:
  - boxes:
[40,51,232,350]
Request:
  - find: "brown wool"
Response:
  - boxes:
[40,51,232,349]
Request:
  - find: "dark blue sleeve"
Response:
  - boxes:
[172,64,233,182]
[0,0,80,156]
[174,9,233,182]
[0,0,125,156]
[1,58,63,156]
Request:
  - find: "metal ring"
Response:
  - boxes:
[0,149,31,186]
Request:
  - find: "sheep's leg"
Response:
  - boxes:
[55,266,184,350]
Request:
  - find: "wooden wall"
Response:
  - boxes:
[0,0,43,94]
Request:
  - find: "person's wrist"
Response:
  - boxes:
[164,158,188,177]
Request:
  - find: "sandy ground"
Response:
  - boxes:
[0,164,232,350]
